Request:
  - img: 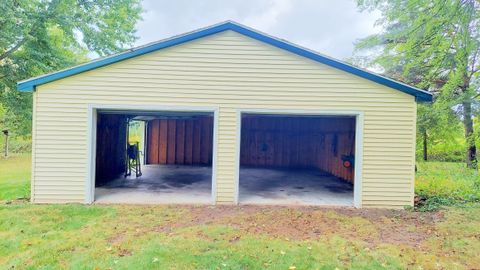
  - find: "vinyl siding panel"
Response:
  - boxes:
[33,30,416,208]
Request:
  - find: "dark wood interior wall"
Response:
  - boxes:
[95,114,127,185]
[146,116,213,165]
[240,116,355,182]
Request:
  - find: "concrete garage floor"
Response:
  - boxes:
[95,165,213,204]
[95,165,353,205]
[239,167,354,206]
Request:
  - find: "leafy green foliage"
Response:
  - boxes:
[355,0,480,166]
[416,103,464,161]
[0,0,142,138]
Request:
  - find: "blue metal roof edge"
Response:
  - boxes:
[17,21,432,102]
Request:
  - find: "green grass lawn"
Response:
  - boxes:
[1,155,479,269]
[0,153,31,201]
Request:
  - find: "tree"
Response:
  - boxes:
[416,102,464,161]
[0,0,142,136]
[355,0,480,167]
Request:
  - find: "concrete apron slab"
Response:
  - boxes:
[95,164,213,204]
[239,167,354,206]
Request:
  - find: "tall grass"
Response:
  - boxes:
[415,162,480,211]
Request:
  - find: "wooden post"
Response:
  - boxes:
[423,129,428,161]
[2,130,8,158]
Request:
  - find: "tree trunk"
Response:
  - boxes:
[462,100,477,168]
[422,129,428,161]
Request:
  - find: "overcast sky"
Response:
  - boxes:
[134,0,381,60]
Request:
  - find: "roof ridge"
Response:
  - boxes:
[17,21,432,102]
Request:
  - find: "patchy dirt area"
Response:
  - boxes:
[154,205,444,247]
[2,203,478,269]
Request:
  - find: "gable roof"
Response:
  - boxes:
[17,21,432,102]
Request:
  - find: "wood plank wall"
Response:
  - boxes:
[240,116,356,182]
[95,114,127,185]
[146,116,214,165]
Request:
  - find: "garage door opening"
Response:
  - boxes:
[94,110,214,204]
[238,114,356,206]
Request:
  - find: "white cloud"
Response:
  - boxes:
[134,0,380,59]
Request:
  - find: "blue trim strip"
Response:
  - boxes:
[17,21,432,102]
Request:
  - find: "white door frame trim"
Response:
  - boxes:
[86,104,220,204]
[234,109,364,208]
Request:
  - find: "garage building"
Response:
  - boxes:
[18,21,432,208]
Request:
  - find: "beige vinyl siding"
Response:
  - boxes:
[33,30,416,208]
